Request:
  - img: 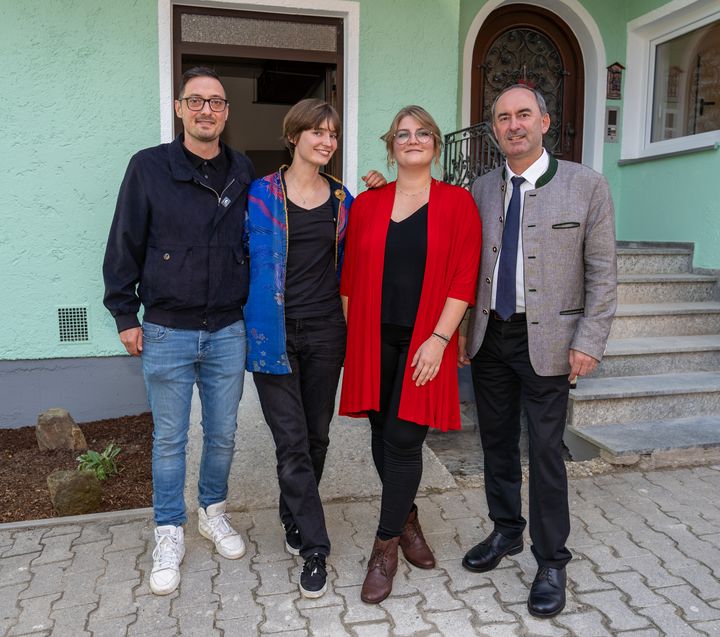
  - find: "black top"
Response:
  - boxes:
[381,204,428,327]
[182,145,230,196]
[285,196,342,318]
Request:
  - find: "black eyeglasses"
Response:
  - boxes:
[179,96,229,112]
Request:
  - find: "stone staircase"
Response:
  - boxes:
[564,241,720,468]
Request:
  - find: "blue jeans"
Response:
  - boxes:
[141,319,246,526]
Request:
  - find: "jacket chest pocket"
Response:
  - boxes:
[543,217,584,251]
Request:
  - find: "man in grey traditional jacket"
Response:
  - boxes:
[459,84,617,618]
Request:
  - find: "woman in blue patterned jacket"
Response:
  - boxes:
[244,99,381,599]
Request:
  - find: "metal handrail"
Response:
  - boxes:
[443,122,504,189]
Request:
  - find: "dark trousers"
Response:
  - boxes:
[368,324,430,539]
[253,313,346,558]
[470,316,572,568]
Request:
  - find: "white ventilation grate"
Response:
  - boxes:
[58,306,89,342]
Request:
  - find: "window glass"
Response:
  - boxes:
[651,19,720,142]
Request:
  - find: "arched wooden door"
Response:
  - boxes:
[471,4,584,162]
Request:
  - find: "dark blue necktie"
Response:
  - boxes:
[495,176,525,320]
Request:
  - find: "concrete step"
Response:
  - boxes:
[568,371,720,428]
[617,273,716,304]
[594,335,720,377]
[609,302,720,338]
[567,414,720,457]
[565,413,720,467]
[617,246,693,275]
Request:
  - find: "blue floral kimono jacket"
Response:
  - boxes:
[244,167,354,374]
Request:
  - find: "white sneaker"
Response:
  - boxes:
[149,525,185,595]
[198,500,246,559]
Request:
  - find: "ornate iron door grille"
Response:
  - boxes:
[481,28,566,155]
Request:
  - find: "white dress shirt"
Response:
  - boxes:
[491,149,549,313]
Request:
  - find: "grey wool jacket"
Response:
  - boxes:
[466,156,618,376]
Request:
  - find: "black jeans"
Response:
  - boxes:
[368,324,429,539]
[470,316,572,569]
[253,313,346,558]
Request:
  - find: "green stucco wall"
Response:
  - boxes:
[2,0,460,361]
[1,0,160,361]
[358,0,460,181]
[458,0,720,270]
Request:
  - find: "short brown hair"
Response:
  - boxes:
[380,105,443,168]
[283,99,342,154]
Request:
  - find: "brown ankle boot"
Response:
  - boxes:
[361,535,400,604]
[399,506,435,569]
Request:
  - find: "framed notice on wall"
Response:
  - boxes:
[607,62,625,100]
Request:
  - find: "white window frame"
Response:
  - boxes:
[622,0,720,161]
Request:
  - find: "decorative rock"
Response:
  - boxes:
[36,408,87,451]
[47,470,102,516]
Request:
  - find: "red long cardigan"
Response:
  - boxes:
[339,180,482,431]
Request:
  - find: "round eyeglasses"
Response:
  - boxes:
[179,96,229,112]
[394,129,433,145]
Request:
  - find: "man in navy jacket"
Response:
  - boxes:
[103,67,254,595]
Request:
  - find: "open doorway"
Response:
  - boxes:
[181,58,337,176]
[174,6,344,178]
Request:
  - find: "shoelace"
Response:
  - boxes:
[535,567,550,582]
[206,511,234,539]
[367,548,387,574]
[304,555,326,577]
[406,518,423,542]
[153,533,181,570]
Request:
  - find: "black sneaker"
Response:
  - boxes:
[300,553,327,598]
[283,522,302,556]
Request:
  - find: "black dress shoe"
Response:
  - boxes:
[462,530,524,573]
[527,566,566,618]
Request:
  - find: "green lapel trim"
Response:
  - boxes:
[501,154,558,188]
[535,155,558,188]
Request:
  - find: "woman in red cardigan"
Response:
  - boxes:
[340,105,481,603]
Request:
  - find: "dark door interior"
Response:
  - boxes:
[174,7,343,178]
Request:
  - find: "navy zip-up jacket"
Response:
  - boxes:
[103,134,255,333]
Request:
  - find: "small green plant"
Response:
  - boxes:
[77,443,121,481]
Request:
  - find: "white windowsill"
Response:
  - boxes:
[617,141,719,165]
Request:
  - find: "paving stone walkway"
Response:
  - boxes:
[2,465,720,636]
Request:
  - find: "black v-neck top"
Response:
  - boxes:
[381,204,428,326]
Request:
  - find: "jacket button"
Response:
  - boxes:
[499,216,503,223]
[482,308,488,315]
[485,277,491,284]
[163,253,170,261]
[492,246,498,253]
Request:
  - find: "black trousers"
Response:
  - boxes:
[253,313,346,558]
[368,324,429,539]
[470,316,572,569]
